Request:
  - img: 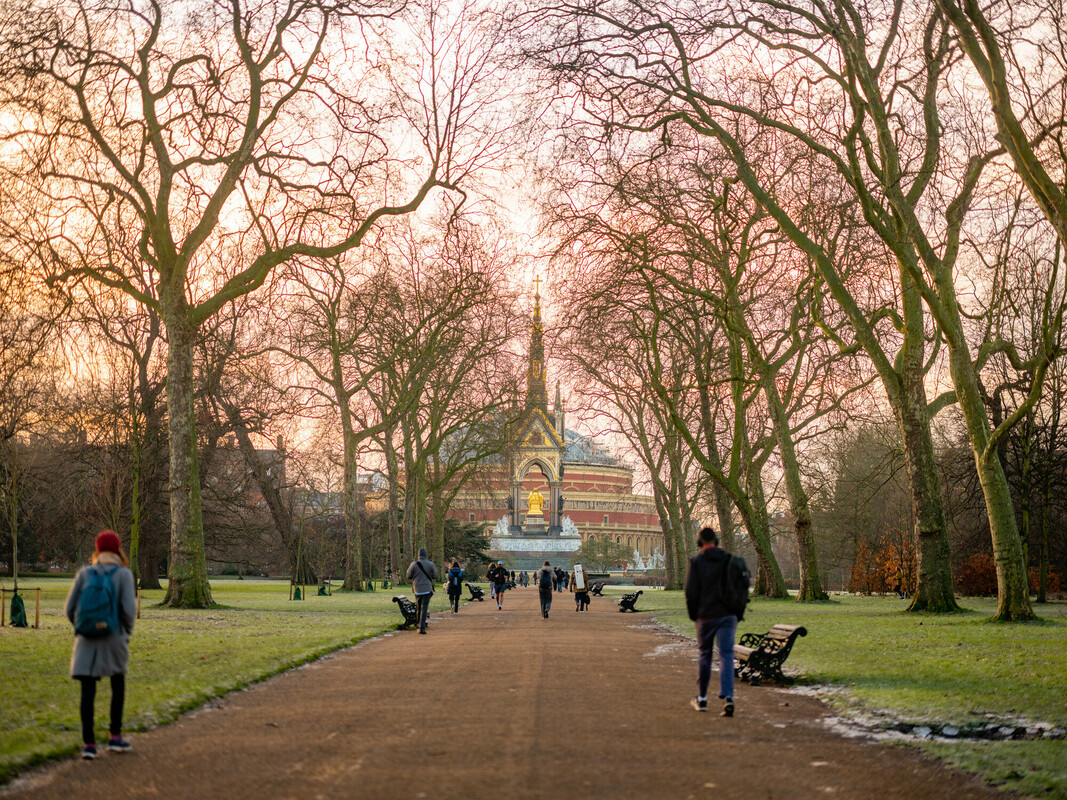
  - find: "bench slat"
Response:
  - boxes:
[732,623,807,686]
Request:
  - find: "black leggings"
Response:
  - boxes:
[77,674,125,744]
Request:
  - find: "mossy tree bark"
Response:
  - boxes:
[162,321,213,608]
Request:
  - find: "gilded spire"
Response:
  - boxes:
[526,277,548,413]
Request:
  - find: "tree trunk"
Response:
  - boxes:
[289,531,317,586]
[892,377,959,612]
[712,481,735,554]
[665,439,691,582]
[428,456,446,567]
[384,427,402,585]
[741,467,789,598]
[341,431,364,591]
[162,321,213,608]
[764,380,825,601]
[141,535,162,590]
[657,516,679,590]
[129,411,141,588]
[1038,485,1049,604]
[667,502,686,590]
[651,482,679,588]
[946,335,1034,620]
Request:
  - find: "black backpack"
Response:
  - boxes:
[449,570,462,589]
[719,555,751,621]
[539,569,552,590]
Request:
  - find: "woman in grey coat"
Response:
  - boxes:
[64,530,137,760]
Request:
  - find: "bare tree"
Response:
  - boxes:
[524,0,1064,618]
[0,0,502,606]
[937,0,1067,251]
[0,258,65,586]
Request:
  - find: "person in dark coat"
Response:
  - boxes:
[685,527,737,717]
[537,561,554,618]
[488,561,509,610]
[446,561,464,613]
[405,548,439,634]
[65,530,137,759]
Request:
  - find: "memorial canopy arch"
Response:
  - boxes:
[508,409,565,535]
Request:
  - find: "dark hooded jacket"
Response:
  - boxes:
[446,565,464,596]
[685,546,733,621]
[488,564,509,586]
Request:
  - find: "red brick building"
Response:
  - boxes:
[446,282,662,569]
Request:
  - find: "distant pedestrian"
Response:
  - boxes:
[538,561,554,618]
[65,530,137,760]
[405,548,438,634]
[446,561,464,613]
[488,560,509,610]
[555,566,566,592]
[570,564,590,612]
[685,527,748,717]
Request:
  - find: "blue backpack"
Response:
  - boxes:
[74,565,121,639]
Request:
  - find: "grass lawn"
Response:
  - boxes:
[629,588,1067,799]
[0,577,452,783]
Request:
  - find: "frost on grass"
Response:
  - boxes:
[789,686,1067,743]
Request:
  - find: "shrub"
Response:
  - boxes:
[633,575,666,586]
[1028,566,1062,594]
[954,553,998,596]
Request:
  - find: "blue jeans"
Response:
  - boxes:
[696,616,737,700]
[415,593,432,632]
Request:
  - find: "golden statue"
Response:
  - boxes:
[527,488,545,517]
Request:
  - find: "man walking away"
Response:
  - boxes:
[538,561,554,618]
[489,561,509,610]
[570,564,590,612]
[406,548,438,634]
[685,527,747,717]
[446,561,464,613]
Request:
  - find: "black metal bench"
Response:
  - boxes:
[590,581,606,596]
[734,624,808,686]
[465,582,485,601]
[392,595,419,629]
[618,590,643,612]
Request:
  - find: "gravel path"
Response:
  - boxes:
[6,588,1011,799]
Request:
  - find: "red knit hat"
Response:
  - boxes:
[95,530,122,554]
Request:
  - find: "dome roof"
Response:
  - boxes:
[563,429,624,467]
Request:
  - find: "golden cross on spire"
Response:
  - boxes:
[533,275,542,297]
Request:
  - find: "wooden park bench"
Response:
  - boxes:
[618,590,643,612]
[392,595,419,629]
[465,582,485,601]
[734,624,808,686]
[590,581,606,597]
